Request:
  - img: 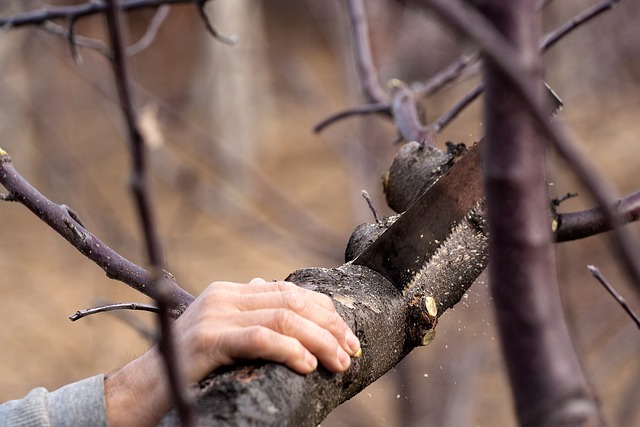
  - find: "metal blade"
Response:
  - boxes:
[353,140,484,290]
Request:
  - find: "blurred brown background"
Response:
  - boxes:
[1,1,639,425]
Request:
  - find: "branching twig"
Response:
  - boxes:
[313,103,391,133]
[316,0,624,139]
[103,0,194,425]
[70,302,160,321]
[0,0,192,28]
[588,265,640,329]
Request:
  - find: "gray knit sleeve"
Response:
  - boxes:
[0,374,108,427]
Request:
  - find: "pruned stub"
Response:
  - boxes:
[406,293,438,347]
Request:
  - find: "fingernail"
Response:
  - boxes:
[338,348,351,370]
[345,330,361,355]
[305,352,318,371]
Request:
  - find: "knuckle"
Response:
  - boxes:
[282,291,306,312]
[245,326,272,350]
[273,308,299,332]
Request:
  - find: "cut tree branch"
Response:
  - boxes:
[556,190,640,242]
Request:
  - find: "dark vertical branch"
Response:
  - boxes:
[477,1,602,425]
[102,1,194,426]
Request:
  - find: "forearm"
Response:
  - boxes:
[105,347,173,427]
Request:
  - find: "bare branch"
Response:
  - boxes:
[588,265,640,329]
[0,151,194,316]
[126,5,171,56]
[40,20,111,59]
[70,302,160,322]
[430,83,484,134]
[0,0,192,28]
[345,0,387,104]
[556,190,640,242]
[313,103,390,133]
[361,190,381,224]
[541,0,624,51]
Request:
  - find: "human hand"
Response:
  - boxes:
[173,278,361,383]
[105,278,361,427]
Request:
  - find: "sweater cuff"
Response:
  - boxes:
[48,374,108,427]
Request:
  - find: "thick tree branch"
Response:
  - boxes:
[318,0,624,141]
[159,206,489,425]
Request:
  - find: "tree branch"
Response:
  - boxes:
[556,190,640,242]
[0,150,194,316]
[160,205,489,425]
[345,0,387,104]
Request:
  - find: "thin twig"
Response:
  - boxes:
[313,103,391,133]
[40,21,111,59]
[70,302,160,321]
[430,83,484,134]
[316,0,624,136]
[588,265,640,328]
[126,5,171,56]
[361,190,381,224]
[103,1,194,425]
[345,0,387,103]
[541,0,623,51]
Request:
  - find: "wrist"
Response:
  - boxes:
[105,347,171,427]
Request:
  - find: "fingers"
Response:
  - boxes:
[214,279,337,312]
[228,308,353,373]
[182,278,361,378]
[232,289,358,353]
[217,327,320,374]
